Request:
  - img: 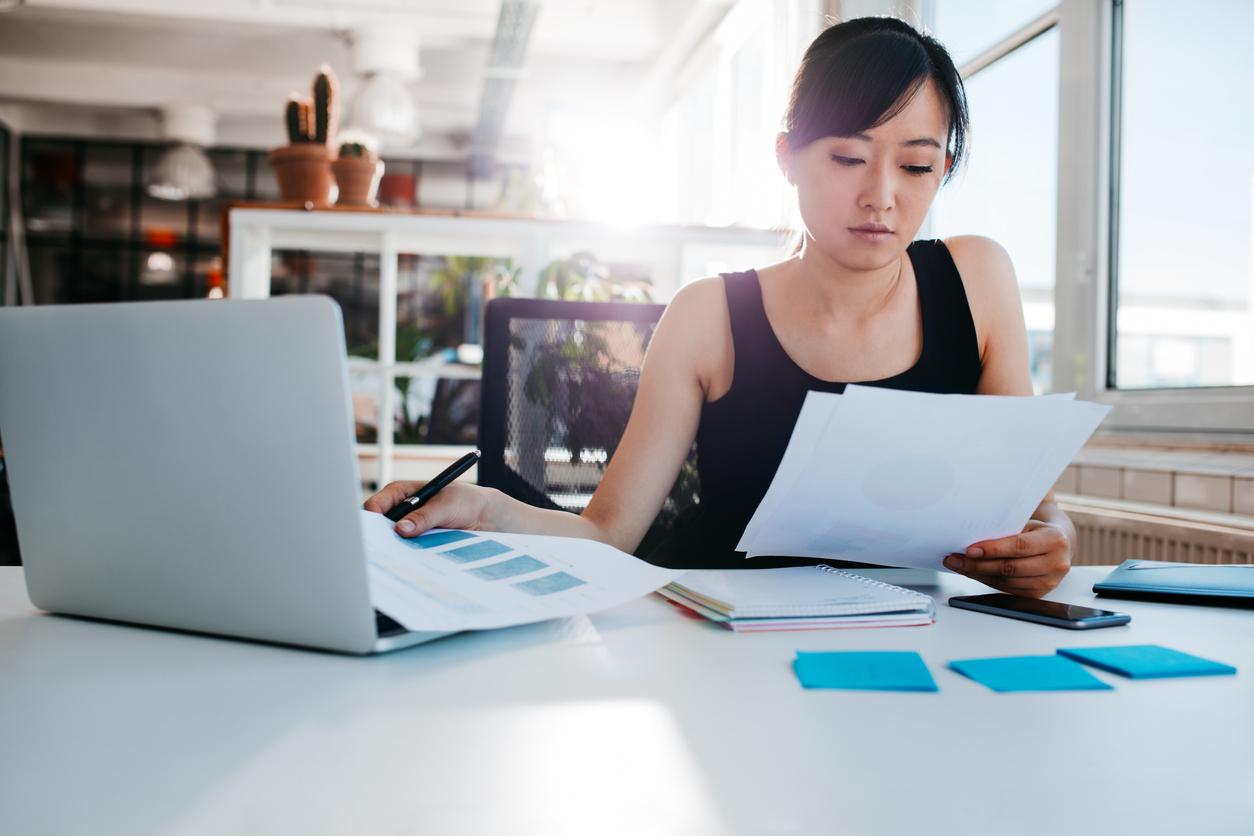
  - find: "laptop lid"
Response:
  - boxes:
[0,296,378,653]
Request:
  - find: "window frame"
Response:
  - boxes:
[1053,0,1254,435]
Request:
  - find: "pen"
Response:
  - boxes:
[385,449,482,522]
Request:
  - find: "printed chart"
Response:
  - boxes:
[361,511,680,632]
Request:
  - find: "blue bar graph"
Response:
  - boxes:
[469,555,548,580]
[514,571,586,596]
[412,530,477,549]
[443,540,512,563]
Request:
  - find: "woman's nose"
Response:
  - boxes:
[858,168,894,212]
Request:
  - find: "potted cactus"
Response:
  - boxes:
[331,130,384,206]
[268,65,338,205]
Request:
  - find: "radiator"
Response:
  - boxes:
[1061,497,1254,565]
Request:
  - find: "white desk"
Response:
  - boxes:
[1,565,1251,836]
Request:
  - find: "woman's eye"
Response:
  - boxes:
[831,155,863,166]
[903,165,934,175]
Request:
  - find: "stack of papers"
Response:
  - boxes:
[737,385,1110,569]
[659,565,935,631]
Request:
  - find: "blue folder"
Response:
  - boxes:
[1093,560,1254,607]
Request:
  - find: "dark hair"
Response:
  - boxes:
[783,17,969,182]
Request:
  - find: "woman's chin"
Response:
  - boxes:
[809,237,906,272]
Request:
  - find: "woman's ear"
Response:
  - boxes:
[776,132,793,184]
[943,151,953,176]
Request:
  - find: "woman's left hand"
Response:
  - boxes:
[943,520,1072,598]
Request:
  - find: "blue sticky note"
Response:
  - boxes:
[949,655,1113,692]
[793,651,938,692]
[1057,645,1236,679]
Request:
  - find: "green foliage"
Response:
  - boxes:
[535,251,653,302]
[521,321,653,463]
[430,256,518,317]
[347,324,435,445]
[338,141,369,158]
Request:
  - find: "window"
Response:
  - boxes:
[660,0,820,229]
[1050,0,1253,433]
[926,2,1060,393]
[929,0,1058,66]
[1111,0,1254,390]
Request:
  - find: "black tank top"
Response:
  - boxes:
[648,239,982,569]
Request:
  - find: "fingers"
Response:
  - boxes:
[393,487,478,538]
[945,521,1072,598]
[966,524,1067,560]
[970,575,1056,598]
[362,480,426,514]
[944,553,1058,579]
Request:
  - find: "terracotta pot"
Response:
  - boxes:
[268,144,334,206]
[332,156,384,207]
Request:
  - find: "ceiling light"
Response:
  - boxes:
[148,144,215,201]
[148,105,216,201]
[345,27,422,148]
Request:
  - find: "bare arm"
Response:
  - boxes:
[365,278,726,553]
[941,235,1075,596]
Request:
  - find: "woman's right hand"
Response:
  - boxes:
[363,481,502,538]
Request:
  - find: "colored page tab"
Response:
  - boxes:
[1057,645,1237,679]
[949,655,1113,692]
[793,651,938,692]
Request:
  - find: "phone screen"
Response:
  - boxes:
[958,593,1121,621]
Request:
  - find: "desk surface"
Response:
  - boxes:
[1,565,1251,836]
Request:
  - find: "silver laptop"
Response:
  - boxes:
[0,296,447,654]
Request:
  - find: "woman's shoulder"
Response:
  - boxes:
[937,235,1024,363]
[656,278,731,350]
[657,276,736,398]
[938,235,1017,295]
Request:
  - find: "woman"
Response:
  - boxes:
[365,17,1075,598]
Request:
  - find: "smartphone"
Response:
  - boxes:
[948,593,1131,629]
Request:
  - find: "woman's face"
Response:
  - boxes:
[780,79,951,272]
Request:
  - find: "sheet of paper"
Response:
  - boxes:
[361,511,681,632]
[739,385,1109,569]
[793,650,938,691]
[948,655,1114,692]
[738,392,842,548]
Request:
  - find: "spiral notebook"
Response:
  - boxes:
[659,566,935,632]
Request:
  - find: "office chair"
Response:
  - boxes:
[478,297,699,558]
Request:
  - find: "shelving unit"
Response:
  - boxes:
[226,205,787,485]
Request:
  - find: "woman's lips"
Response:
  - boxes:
[849,226,894,243]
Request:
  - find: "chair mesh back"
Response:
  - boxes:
[479,299,699,548]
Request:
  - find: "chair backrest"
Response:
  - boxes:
[478,297,699,554]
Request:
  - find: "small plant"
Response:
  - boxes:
[336,129,379,160]
[283,64,339,146]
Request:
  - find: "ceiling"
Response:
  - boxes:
[0,0,735,161]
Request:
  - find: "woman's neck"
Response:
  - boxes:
[780,241,906,323]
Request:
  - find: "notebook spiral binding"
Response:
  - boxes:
[814,565,930,602]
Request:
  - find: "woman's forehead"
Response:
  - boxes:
[868,80,950,141]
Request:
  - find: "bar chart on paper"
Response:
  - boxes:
[361,511,677,631]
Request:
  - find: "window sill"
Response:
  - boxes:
[1056,441,1254,517]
